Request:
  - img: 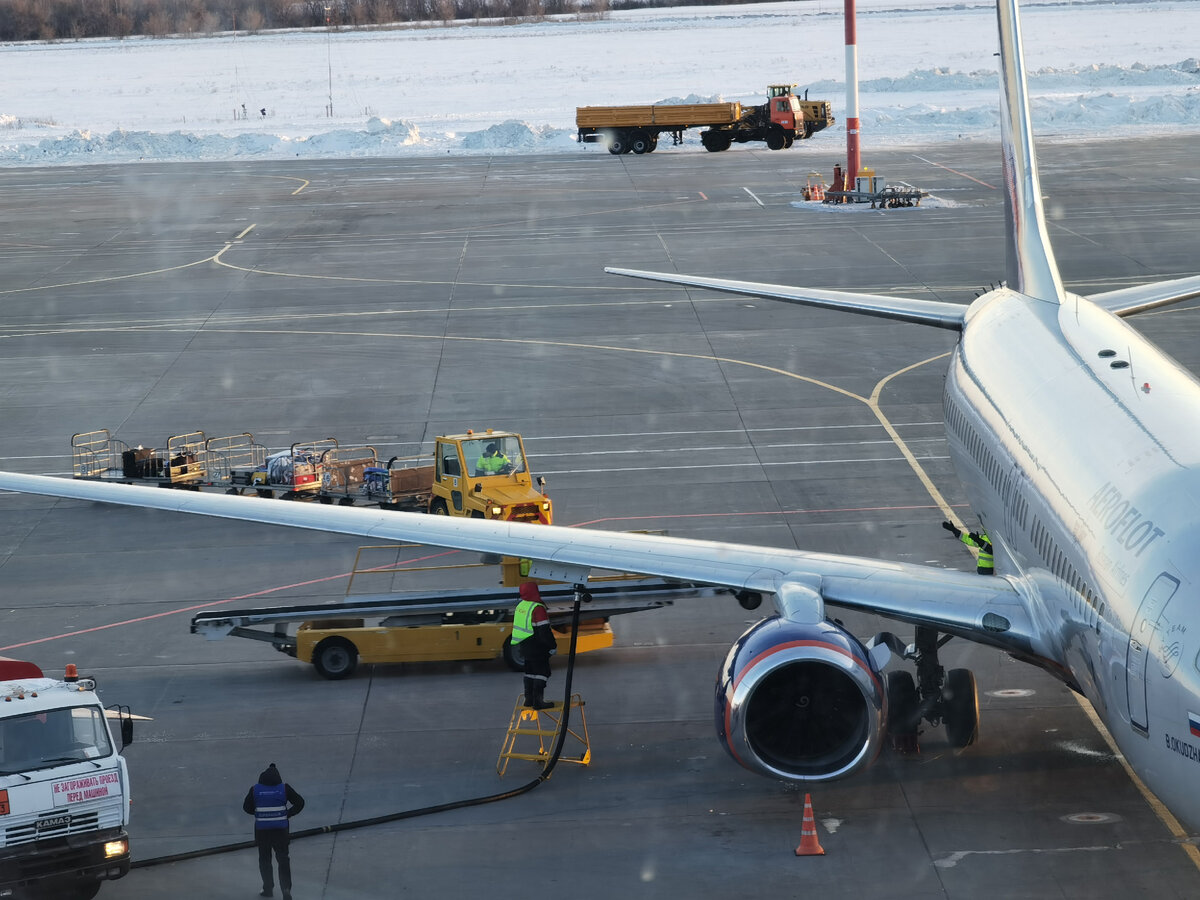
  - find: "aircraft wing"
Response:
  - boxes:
[0,472,1042,661]
[1084,273,1200,317]
[604,267,968,331]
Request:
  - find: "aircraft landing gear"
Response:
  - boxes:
[886,670,921,752]
[886,626,979,752]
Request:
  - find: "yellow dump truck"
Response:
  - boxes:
[577,84,834,154]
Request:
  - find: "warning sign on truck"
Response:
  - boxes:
[52,771,119,806]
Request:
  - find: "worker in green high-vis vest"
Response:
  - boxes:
[943,521,994,575]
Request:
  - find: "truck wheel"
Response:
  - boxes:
[607,131,628,155]
[313,637,358,680]
[701,131,730,152]
[630,130,652,154]
[430,498,449,515]
[766,127,787,151]
[502,636,526,672]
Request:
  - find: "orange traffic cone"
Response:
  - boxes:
[794,793,826,856]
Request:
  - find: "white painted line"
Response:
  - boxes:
[743,187,764,207]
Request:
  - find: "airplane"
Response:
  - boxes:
[4,0,1200,830]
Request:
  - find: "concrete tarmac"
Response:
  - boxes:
[1,137,1199,899]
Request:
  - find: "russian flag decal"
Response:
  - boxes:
[1189,713,1200,738]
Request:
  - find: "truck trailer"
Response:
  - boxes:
[576,84,834,154]
[0,660,134,900]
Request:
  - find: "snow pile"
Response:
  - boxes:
[5,118,423,164]
[460,121,574,150]
[0,0,1198,166]
[653,94,724,106]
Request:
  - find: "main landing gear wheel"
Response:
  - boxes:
[313,637,358,680]
[886,670,920,752]
[943,667,979,748]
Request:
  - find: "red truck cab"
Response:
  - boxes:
[766,84,804,132]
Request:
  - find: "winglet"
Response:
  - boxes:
[997,0,1066,304]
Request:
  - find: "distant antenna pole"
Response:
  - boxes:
[844,0,861,188]
[325,4,334,117]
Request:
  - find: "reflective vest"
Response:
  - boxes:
[512,599,542,644]
[253,783,289,830]
[478,453,508,474]
[961,532,994,572]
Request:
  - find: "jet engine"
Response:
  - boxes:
[715,616,886,781]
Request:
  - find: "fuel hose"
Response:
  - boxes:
[133,590,587,869]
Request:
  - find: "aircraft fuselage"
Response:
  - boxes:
[945,287,1200,827]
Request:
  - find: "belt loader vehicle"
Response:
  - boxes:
[190,548,693,680]
[0,660,134,900]
[576,84,833,154]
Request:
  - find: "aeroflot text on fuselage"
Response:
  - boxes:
[1088,482,1166,557]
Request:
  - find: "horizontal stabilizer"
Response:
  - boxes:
[1085,273,1200,317]
[605,267,967,330]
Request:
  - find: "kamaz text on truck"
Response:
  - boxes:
[576,84,834,155]
[0,660,134,900]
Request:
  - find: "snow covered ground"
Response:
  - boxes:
[1,0,1198,165]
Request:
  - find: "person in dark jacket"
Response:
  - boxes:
[511,581,557,709]
[243,762,305,899]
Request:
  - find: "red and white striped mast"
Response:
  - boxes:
[844,0,861,188]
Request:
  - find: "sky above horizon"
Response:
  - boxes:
[1,0,1198,165]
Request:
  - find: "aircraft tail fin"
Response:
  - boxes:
[996,0,1066,304]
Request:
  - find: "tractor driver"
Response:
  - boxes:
[476,443,511,476]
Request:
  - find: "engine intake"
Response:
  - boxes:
[715,616,885,781]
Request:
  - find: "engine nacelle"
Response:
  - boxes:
[715,616,886,781]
